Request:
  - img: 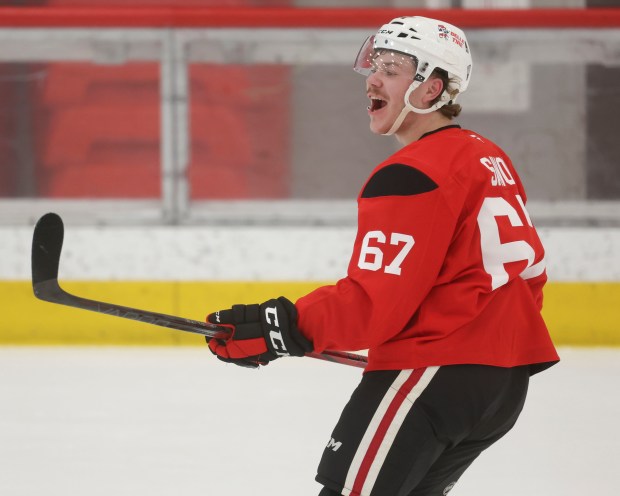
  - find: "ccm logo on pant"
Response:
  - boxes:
[264,305,290,357]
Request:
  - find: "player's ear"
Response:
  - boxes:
[423,77,445,104]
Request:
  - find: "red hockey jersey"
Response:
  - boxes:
[296,126,559,373]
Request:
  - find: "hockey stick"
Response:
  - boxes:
[31,213,367,369]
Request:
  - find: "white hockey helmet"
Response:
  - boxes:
[354,16,473,133]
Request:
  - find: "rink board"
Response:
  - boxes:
[1,280,619,346]
[1,225,619,346]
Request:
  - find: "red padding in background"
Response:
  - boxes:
[0,7,618,29]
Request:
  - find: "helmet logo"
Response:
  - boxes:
[438,24,466,50]
[451,31,466,49]
[438,24,450,41]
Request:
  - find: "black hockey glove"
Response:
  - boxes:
[206,297,313,368]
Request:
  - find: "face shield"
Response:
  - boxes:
[353,35,375,76]
[353,35,416,80]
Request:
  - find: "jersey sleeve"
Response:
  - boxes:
[295,163,467,353]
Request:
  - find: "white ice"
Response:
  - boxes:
[0,346,618,496]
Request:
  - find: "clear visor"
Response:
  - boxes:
[353,35,375,75]
[353,35,416,79]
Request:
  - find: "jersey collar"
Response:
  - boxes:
[419,124,461,141]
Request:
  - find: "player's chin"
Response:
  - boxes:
[369,117,390,135]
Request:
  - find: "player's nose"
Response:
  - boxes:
[366,71,382,88]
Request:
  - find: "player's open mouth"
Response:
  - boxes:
[368,98,387,112]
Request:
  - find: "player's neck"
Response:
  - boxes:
[395,112,453,146]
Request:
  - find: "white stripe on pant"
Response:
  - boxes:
[341,367,439,496]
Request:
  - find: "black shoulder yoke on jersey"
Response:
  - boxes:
[361,163,438,198]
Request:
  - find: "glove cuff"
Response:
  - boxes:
[260,297,313,358]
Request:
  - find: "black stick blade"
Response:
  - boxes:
[32,212,64,285]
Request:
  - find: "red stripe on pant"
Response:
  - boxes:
[351,368,426,495]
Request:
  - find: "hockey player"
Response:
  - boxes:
[205,16,559,496]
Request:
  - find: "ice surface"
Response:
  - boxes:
[0,347,618,495]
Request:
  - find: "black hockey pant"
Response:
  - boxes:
[316,364,530,496]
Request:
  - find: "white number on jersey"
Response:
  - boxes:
[477,195,546,290]
[358,231,415,276]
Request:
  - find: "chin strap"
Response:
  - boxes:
[382,81,455,136]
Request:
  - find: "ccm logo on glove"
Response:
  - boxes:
[264,304,290,357]
[206,297,313,368]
